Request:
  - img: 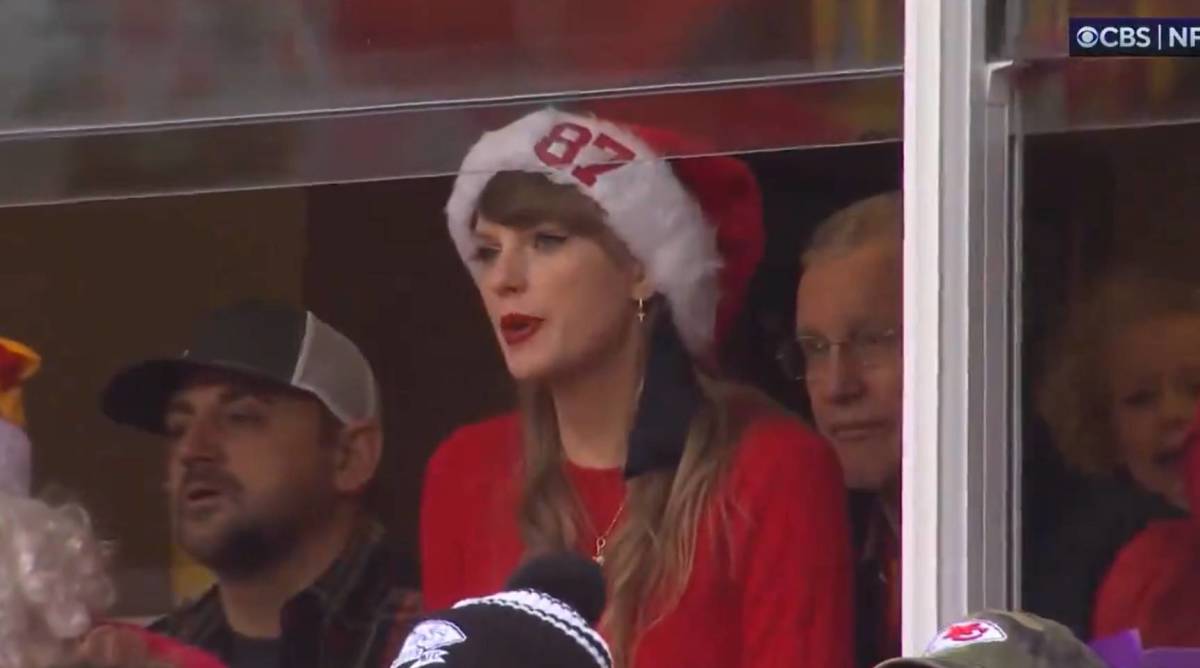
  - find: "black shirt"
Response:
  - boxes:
[849,491,900,668]
[231,633,282,668]
[1023,477,1184,639]
[151,522,421,668]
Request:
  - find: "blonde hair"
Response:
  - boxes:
[477,172,770,666]
[802,190,902,269]
[1037,270,1200,475]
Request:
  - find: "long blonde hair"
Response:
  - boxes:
[477,171,768,665]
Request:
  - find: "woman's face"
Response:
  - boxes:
[1108,313,1200,508]
[470,215,646,382]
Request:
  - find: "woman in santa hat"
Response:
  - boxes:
[421,108,854,668]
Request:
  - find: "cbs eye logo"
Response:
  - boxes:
[1076,25,1100,48]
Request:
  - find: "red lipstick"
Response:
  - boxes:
[500,313,544,346]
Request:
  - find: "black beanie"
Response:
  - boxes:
[392,553,613,668]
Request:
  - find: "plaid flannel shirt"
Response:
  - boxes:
[151,522,421,668]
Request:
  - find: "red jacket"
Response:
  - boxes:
[420,410,854,668]
[1092,401,1200,646]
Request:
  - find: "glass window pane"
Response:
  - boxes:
[1008,0,1199,59]
[7,86,902,637]
[1019,120,1200,649]
[1,0,901,132]
[0,1,904,207]
[1022,59,1200,134]
[0,74,900,208]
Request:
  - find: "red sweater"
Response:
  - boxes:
[420,411,854,668]
[1091,401,1200,646]
[1092,518,1200,647]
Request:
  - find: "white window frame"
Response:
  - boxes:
[902,0,1019,653]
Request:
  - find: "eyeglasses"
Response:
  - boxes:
[776,328,900,382]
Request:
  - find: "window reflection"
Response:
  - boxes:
[5,141,901,647]
[1021,123,1200,649]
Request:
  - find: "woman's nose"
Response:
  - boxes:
[486,245,528,295]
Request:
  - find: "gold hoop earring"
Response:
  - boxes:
[636,298,646,323]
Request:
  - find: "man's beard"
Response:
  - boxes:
[174,486,325,580]
[181,513,303,580]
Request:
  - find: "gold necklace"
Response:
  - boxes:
[592,500,627,565]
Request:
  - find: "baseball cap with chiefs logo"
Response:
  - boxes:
[876,610,1108,668]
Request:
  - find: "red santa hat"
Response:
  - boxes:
[445,108,764,357]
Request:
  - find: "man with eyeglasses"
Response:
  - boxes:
[787,191,902,668]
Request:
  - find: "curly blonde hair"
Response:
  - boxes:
[1037,270,1200,475]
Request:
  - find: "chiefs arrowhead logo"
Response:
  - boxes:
[925,619,1008,654]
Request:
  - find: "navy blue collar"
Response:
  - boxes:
[624,315,704,479]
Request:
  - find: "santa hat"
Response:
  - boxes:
[391,553,611,668]
[0,338,40,497]
[445,108,764,357]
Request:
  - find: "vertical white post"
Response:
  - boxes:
[902,0,1015,656]
[901,0,947,651]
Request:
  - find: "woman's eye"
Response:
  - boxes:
[471,246,499,263]
[533,232,568,250]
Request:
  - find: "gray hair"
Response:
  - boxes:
[801,191,902,268]
[0,495,116,668]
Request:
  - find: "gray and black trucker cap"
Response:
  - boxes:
[101,300,379,433]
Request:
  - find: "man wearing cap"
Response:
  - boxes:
[98,300,419,668]
[789,191,903,667]
[876,610,1109,668]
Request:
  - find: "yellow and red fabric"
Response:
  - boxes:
[0,337,40,428]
